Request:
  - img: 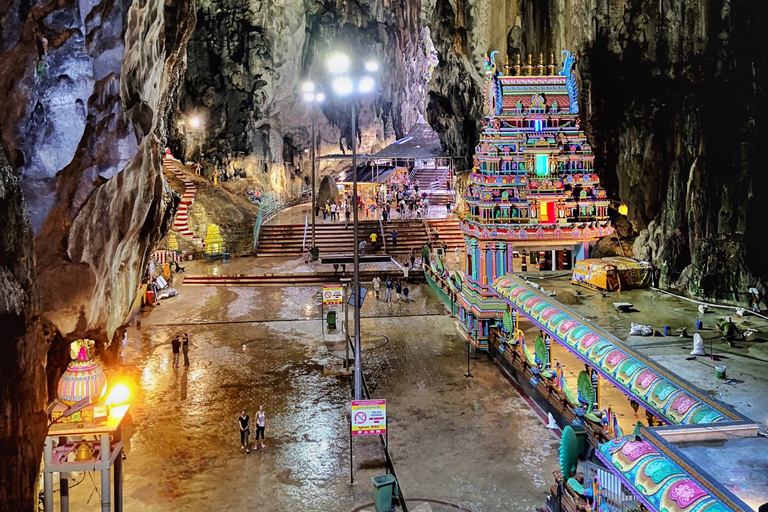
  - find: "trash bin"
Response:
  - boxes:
[715,365,727,379]
[327,311,337,330]
[311,247,319,261]
[371,474,396,512]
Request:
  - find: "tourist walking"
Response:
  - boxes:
[373,275,381,300]
[182,333,190,366]
[390,229,399,249]
[171,336,181,368]
[402,284,410,302]
[238,409,250,453]
[304,243,313,264]
[455,245,461,265]
[345,208,351,228]
[359,240,367,257]
[385,277,393,302]
[253,405,268,450]
[395,279,402,301]
[409,248,416,269]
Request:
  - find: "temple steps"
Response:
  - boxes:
[164,156,204,247]
[426,218,464,249]
[257,220,430,256]
[182,270,425,287]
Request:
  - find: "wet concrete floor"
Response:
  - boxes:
[103,276,559,511]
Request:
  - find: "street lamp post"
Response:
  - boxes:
[328,53,378,401]
[302,83,325,247]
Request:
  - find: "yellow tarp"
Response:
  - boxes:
[571,257,652,291]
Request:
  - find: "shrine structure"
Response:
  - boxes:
[456,51,613,348]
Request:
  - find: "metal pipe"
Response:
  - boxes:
[311,111,316,247]
[60,472,70,512]
[101,434,110,512]
[352,102,362,401]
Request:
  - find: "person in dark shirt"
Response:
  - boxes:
[395,279,403,301]
[238,410,251,453]
[171,336,181,368]
[182,333,190,366]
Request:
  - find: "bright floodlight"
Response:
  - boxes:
[332,76,354,96]
[106,383,131,406]
[315,92,326,103]
[358,76,375,93]
[302,82,315,93]
[365,61,379,73]
[303,92,316,102]
[328,54,350,74]
[189,116,201,129]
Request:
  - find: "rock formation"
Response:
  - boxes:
[0,0,195,505]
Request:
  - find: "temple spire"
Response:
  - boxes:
[537,53,545,75]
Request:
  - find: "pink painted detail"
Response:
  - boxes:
[621,441,656,461]
[558,320,579,333]
[671,394,697,415]
[541,307,559,320]
[510,287,526,298]
[579,333,600,349]
[667,480,707,508]
[525,297,541,309]
[635,369,658,389]
[606,350,627,367]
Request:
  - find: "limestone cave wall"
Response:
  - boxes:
[173,0,433,198]
[0,0,195,505]
[423,0,767,303]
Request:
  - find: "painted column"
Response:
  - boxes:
[480,243,487,285]
[474,242,481,281]
[551,250,556,271]
[508,244,514,272]
[491,246,498,281]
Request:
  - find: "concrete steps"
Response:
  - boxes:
[258,220,431,255]
[426,218,463,249]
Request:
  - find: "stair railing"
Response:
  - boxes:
[302,211,309,251]
[379,216,387,253]
[253,187,312,253]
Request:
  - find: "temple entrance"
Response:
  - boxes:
[539,201,555,223]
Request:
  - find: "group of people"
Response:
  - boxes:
[237,406,268,454]
[316,198,352,227]
[170,333,190,367]
[362,181,431,221]
[372,275,411,303]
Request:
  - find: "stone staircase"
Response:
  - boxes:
[426,217,464,249]
[257,219,430,256]
[163,156,203,247]
[414,166,454,206]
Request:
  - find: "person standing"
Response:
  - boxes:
[182,333,190,366]
[238,409,251,453]
[409,248,416,269]
[359,240,367,257]
[369,232,377,251]
[385,277,393,303]
[345,208,351,228]
[455,245,461,265]
[254,405,268,450]
[390,229,399,249]
[402,284,410,302]
[373,275,382,300]
[394,279,402,301]
[171,336,181,368]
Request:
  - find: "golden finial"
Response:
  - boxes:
[526,54,533,75]
[504,54,511,75]
[515,53,522,76]
[548,52,556,75]
[537,52,545,75]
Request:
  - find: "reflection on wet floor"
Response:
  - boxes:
[111,283,560,512]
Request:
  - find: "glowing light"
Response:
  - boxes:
[189,117,201,129]
[332,76,354,96]
[358,76,375,93]
[106,383,131,406]
[327,54,350,74]
[315,92,325,103]
[364,61,379,73]
[302,82,315,93]
[303,92,316,102]
[618,204,628,216]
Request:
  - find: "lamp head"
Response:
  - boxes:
[189,116,201,129]
[358,76,375,93]
[327,54,350,75]
[302,82,315,93]
[332,76,354,96]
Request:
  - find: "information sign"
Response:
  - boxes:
[322,284,343,305]
[350,399,386,436]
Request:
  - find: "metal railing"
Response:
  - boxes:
[429,166,451,191]
[302,212,309,251]
[379,216,387,253]
[253,188,312,253]
[581,460,640,512]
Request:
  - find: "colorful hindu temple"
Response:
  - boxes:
[423,51,764,512]
[455,51,613,348]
